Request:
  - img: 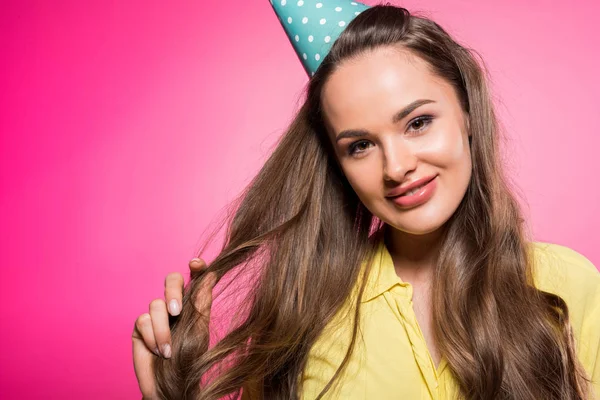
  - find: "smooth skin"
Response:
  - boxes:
[132,258,216,399]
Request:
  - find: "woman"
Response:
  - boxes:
[132,3,600,399]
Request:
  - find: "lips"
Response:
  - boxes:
[398,182,429,197]
[390,176,438,208]
[386,174,437,198]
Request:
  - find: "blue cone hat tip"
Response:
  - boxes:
[269,0,371,76]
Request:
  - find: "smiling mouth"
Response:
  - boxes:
[388,176,438,208]
[396,180,431,197]
[385,175,437,199]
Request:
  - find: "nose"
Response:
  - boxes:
[382,140,418,183]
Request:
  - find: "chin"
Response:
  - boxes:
[385,219,446,236]
[375,205,451,236]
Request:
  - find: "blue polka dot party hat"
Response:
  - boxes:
[269,0,371,76]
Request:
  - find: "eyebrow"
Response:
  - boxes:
[335,99,436,143]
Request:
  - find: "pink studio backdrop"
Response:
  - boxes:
[1,0,598,398]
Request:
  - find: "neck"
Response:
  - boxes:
[383,224,445,281]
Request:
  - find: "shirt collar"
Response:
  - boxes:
[361,239,409,303]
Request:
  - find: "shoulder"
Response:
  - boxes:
[529,241,599,305]
[529,241,600,390]
[528,241,599,338]
[528,241,600,332]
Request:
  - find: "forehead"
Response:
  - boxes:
[321,47,453,133]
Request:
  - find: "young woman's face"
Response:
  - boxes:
[321,46,472,236]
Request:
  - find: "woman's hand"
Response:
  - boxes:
[132,258,217,399]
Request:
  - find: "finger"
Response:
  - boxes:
[135,313,160,356]
[132,317,157,398]
[149,299,172,359]
[189,257,207,272]
[164,272,184,316]
[195,272,218,325]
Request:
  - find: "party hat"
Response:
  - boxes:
[269,0,371,76]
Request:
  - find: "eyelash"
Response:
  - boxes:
[347,115,434,156]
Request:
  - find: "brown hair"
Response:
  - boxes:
[152,5,591,399]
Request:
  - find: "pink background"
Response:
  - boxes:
[1,0,598,398]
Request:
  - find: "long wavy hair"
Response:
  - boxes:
[152,5,591,399]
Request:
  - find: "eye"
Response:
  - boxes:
[348,140,372,156]
[346,115,434,157]
[407,115,434,135]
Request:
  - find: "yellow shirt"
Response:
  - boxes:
[300,241,600,399]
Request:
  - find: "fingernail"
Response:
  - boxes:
[153,347,160,356]
[162,344,172,359]
[169,299,180,316]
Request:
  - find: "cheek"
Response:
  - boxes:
[414,122,472,189]
[340,161,382,202]
[422,125,468,165]
[431,129,473,191]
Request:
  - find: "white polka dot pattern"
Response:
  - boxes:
[269,0,371,77]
